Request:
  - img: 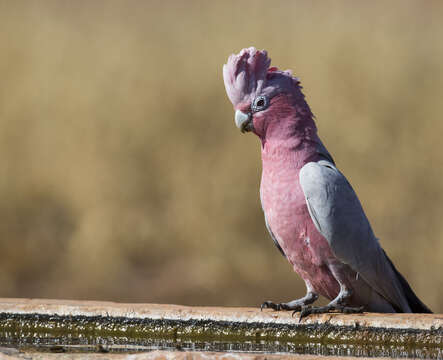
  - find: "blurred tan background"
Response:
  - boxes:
[0,0,442,312]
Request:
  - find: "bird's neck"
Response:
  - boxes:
[260,108,321,168]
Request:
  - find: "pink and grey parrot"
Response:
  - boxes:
[223,47,432,317]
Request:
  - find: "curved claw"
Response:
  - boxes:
[292,306,304,318]
[298,305,313,322]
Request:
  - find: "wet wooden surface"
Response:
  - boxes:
[0,298,441,330]
[0,298,441,359]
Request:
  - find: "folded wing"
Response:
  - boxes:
[299,160,411,312]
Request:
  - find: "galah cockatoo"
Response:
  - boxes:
[223,47,432,317]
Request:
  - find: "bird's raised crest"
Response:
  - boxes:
[223,47,270,106]
[223,47,301,108]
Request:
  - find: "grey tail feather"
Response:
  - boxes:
[383,250,432,313]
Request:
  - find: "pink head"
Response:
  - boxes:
[223,47,314,140]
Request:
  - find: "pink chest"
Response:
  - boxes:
[260,158,335,270]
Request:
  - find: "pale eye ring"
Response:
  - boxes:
[251,95,269,113]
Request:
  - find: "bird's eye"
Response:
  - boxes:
[251,95,269,113]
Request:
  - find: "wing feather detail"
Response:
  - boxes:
[299,160,411,312]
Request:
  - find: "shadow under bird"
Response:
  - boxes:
[223,47,432,318]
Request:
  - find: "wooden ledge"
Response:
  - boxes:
[0,298,441,330]
[0,298,441,359]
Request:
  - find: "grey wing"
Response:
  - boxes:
[299,160,411,312]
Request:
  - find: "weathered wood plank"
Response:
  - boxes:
[0,298,441,359]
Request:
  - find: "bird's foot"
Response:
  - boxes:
[261,301,301,311]
[297,304,364,322]
[261,292,318,312]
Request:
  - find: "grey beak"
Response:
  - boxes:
[235,110,252,133]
